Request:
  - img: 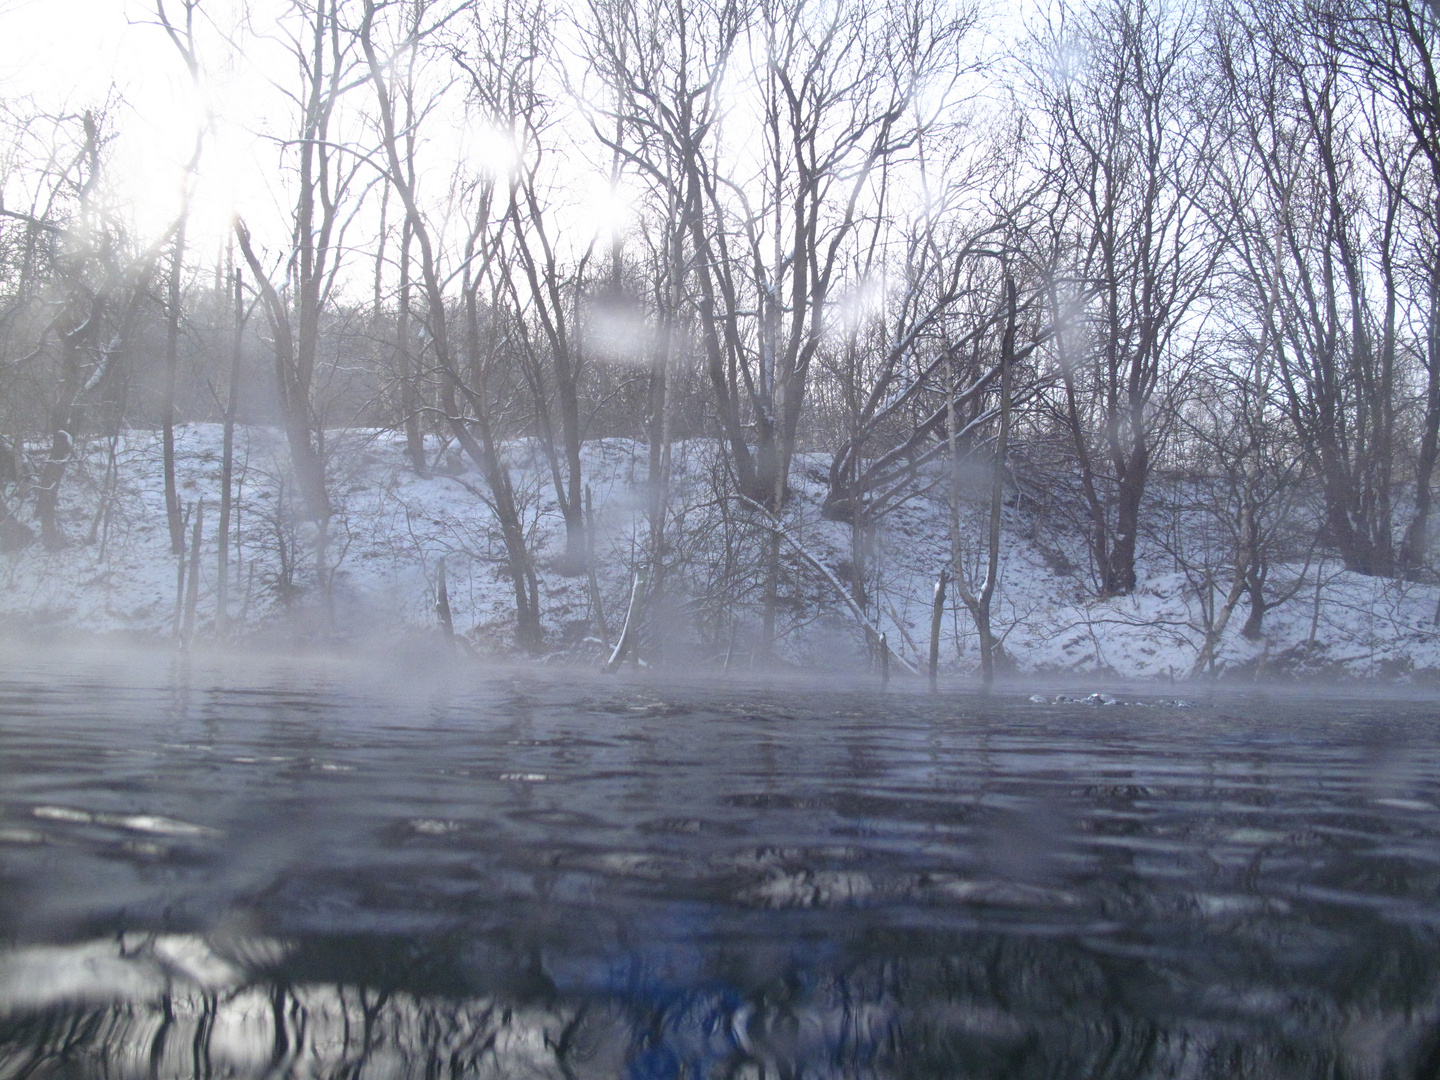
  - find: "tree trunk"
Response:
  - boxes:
[162,219,187,556]
[1106,443,1147,597]
[929,569,948,692]
[233,219,330,525]
[217,255,246,637]
[396,216,428,476]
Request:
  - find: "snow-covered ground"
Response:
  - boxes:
[6,423,1440,683]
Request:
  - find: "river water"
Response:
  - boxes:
[1,647,1439,1078]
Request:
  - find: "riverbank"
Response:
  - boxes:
[4,425,1438,683]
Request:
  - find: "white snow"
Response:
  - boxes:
[5,422,1440,684]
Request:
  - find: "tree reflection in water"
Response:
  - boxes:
[3,914,1439,1079]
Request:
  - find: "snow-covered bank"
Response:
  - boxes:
[5,424,1440,683]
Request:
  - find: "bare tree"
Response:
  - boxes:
[155,0,208,556]
[1151,353,1313,675]
[949,275,1017,690]
[818,229,1053,528]
[1212,0,1434,578]
[1029,0,1219,597]
[1329,0,1440,575]
[234,0,373,530]
[360,0,548,648]
[368,2,434,477]
[478,6,597,576]
[589,0,975,513]
[2,109,171,549]
[582,0,746,640]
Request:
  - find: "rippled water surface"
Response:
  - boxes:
[2,647,1440,1078]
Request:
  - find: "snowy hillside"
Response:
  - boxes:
[5,424,1440,684]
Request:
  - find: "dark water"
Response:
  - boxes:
[2,649,1440,1079]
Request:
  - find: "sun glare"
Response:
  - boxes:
[0,0,285,255]
[466,120,524,180]
[578,176,636,246]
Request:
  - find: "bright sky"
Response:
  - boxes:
[0,0,624,280]
[0,0,1017,295]
[0,0,282,257]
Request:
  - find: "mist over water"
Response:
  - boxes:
[2,646,1440,1078]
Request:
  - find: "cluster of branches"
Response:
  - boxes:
[0,0,1435,660]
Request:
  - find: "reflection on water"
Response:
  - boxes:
[2,650,1440,1077]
